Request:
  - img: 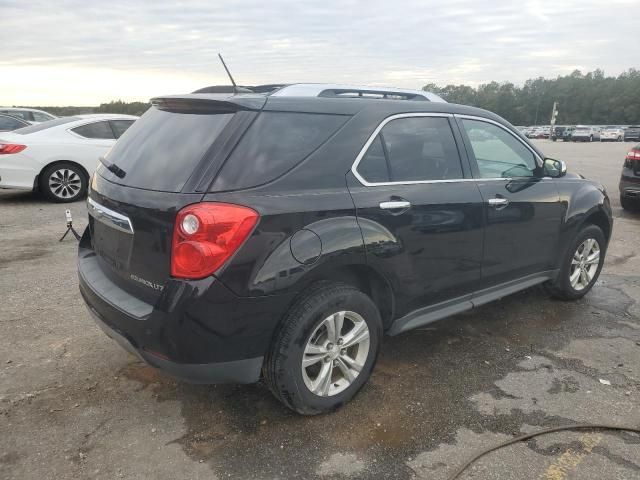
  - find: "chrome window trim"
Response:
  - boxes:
[351,113,471,187]
[351,112,541,187]
[455,114,544,168]
[87,197,134,234]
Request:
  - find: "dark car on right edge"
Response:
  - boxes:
[78,83,613,415]
[624,126,640,142]
[620,144,640,210]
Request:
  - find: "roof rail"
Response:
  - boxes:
[270,83,446,103]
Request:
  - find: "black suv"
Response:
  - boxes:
[620,144,640,210]
[79,84,613,414]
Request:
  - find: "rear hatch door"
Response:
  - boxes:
[85,96,264,303]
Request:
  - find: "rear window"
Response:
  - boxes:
[211,112,348,191]
[97,107,233,192]
[14,116,80,134]
[72,121,115,139]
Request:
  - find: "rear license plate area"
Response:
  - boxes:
[90,216,134,271]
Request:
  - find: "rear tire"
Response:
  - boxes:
[546,225,605,300]
[264,282,382,415]
[40,162,87,203]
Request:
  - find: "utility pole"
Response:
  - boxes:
[550,101,559,140]
[550,101,559,128]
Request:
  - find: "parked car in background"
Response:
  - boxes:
[78,84,612,414]
[551,126,573,141]
[572,125,600,142]
[0,107,56,124]
[600,126,625,142]
[624,126,640,142]
[0,113,30,132]
[620,144,640,211]
[561,126,575,142]
[0,114,137,202]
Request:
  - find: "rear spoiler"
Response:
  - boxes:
[151,94,266,114]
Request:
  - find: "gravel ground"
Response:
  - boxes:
[1,139,639,479]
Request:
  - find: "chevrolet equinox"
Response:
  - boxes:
[78,83,613,414]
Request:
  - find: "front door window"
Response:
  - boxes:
[461,119,538,178]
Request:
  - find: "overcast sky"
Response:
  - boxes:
[1,0,637,106]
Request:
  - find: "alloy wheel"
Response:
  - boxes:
[301,311,370,397]
[569,238,600,291]
[48,168,82,200]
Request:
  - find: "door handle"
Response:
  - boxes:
[379,201,411,210]
[487,197,509,208]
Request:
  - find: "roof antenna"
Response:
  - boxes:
[218,53,238,94]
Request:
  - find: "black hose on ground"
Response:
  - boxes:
[447,423,640,480]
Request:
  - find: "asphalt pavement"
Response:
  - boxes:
[1,139,639,479]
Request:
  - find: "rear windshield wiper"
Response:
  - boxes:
[99,156,126,179]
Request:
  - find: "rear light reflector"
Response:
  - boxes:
[171,202,259,279]
[0,144,27,155]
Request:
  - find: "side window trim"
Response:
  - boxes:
[352,112,470,186]
[454,114,543,173]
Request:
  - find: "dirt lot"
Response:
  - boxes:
[1,140,639,479]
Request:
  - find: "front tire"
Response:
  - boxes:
[264,282,382,415]
[546,225,605,300]
[40,162,87,203]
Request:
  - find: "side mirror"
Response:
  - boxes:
[544,158,567,178]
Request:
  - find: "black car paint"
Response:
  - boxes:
[79,94,613,384]
[619,144,640,202]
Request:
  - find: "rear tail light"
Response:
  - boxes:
[626,149,640,173]
[171,202,259,279]
[626,149,640,160]
[0,144,27,155]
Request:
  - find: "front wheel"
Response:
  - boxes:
[40,162,87,203]
[264,282,382,415]
[546,225,605,300]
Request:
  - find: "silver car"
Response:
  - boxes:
[572,125,601,142]
[600,126,625,142]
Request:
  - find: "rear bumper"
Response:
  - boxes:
[0,166,37,190]
[78,229,293,384]
[620,175,640,198]
[85,304,263,384]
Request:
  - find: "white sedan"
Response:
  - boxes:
[0,114,137,202]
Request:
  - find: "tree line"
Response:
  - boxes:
[24,100,151,117]
[423,69,640,126]
[19,68,640,126]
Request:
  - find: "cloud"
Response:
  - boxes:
[0,0,635,105]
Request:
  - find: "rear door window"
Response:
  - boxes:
[72,121,115,139]
[32,111,54,122]
[356,116,463,183]
[211,112,348,191]
[97,107,234,192]
[109,120,135,139]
